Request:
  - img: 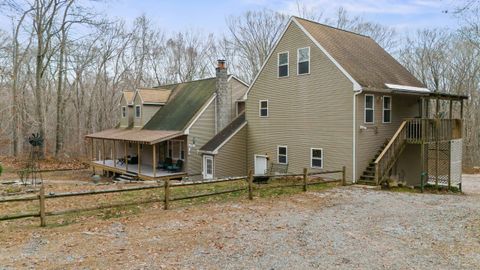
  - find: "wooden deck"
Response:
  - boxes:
[91,160,186,180]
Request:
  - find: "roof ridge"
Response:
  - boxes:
[155,77,216,88]
[292,16,371,39]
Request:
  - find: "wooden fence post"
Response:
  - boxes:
[342,166,346,186]
[164,178,170,210]
[303,168,308,192]
[247,169,253,200]
[39,185,46,227]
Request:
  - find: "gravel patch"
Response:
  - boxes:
[0,175,479,269]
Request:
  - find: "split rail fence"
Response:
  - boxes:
[0,166,346,227]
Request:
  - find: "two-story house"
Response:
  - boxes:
[200,16,466,187]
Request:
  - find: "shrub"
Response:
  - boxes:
[0,163,3,176]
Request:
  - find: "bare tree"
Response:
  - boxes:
[224,9,288,83]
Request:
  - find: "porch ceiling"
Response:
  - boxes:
[86,128,183,144]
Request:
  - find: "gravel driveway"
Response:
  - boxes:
[1,175,479,269]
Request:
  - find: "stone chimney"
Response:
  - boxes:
[216,59,231,132]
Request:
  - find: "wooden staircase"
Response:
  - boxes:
[358,140,389,185]
[358,118,463,186]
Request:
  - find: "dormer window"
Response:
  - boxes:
[122,106,126,118]
[135,105,141,118]
[297,47,310,75]
[278,52,289,77]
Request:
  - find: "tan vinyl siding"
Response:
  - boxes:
[187,99,216,176]
[133,94,162,127]
[355,92,420,179]
[214,126,247,178]
[246,22,355,181]
[142,105,162,126]
[230,78,248,110]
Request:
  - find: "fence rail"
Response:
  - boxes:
[0,166,346,227]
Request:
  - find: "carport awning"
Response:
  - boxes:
[85,128,183,145]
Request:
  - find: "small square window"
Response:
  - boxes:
[277,146,287,164]
[259,100,268,117]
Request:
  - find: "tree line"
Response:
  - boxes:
[0,0,478,166]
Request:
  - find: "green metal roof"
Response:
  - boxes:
[143,78,217,131]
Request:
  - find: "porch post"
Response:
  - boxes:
[137,142,141,175]
[113,140,117,168]
[460,99,464,119]
[153,144,157,178]
[435,97,439,188]
[91,139,95,161]
[125,142,128,172]
[102,139,106,165]
[449,99,453,119]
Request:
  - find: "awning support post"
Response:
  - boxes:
[125,142,128,172]
[153,144,157,178]
[137,143,141,175]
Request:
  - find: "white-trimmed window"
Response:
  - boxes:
[311,148,323,169]
[382,96,392,123]
[278,52,289,77]
[277,146,288,164]
[135,105,141,118]
[259,100,268,117]
[122,106,126,118]
[297,47,310,75]
[364,94,374,124]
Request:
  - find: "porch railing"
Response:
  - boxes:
[374,118,462,184]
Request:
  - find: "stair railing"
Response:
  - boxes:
[373,121,407,185]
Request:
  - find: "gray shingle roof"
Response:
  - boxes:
[294,17,425,89]
[200,113,246,153]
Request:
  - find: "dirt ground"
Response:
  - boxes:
[0,175,479,270]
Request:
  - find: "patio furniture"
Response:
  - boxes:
[167,159,183,172]
[129,155,139,165]
[160,157,173,170]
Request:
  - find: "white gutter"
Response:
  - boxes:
[352,88,363,183]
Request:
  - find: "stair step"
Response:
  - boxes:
[363,170,375,176]
[357,179,376,185]
[360,174,375,180]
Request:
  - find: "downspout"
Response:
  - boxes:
[353,88,363,183]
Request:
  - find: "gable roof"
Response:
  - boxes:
[123,91,135,105]
[143,78,217,131]
[136,88,172,104]
[199,113,246,154]
[293,17,425,89]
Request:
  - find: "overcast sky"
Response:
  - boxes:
[86,0,460,34]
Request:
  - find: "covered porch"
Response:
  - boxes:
[85,129,188,180]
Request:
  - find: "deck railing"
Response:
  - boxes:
[405,118,462,143]
[374,118,462,184]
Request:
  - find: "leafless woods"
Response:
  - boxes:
[0,1,478,166]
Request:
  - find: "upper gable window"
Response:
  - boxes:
[122,106,126,118]
[382,96,392,123]
[135,105,141,118]
[365,94,374,124]
[278,52,289,77]
[297,47,310,75]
